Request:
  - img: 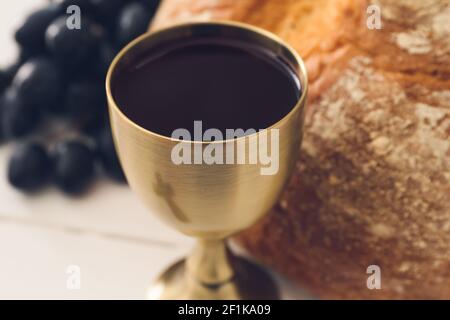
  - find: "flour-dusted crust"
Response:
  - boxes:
[153,0,450,299]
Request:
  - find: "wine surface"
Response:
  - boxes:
[112,37,301,138]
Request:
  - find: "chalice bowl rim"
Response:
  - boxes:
[106,20,308,144]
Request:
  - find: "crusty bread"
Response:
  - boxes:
[152,0,450,299]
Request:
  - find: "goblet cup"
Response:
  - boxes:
[106,21,308,300]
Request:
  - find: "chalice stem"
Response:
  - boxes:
[186,238,235,286]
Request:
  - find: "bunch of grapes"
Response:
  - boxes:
[0,0,159,195]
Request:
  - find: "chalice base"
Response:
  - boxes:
[147,258,279,300]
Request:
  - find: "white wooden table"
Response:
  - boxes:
[0,1,311,300]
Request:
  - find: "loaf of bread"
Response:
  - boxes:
[152,0,450,299]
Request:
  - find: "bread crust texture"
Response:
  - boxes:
[152,0,450,299]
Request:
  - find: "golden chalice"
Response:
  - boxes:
[106,21,307,300]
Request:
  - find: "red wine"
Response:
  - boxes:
[112,37,301,137]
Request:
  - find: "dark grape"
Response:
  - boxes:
[18,48,35,64]
[1,88,40,139]
[139,0,161,12]
[4,62,21,80]
[12,57,63,110]
[8,142,52,192]
[116,2,151,47]
[63,79,105,125]
[0,60,22,89]
[89,0,123,15]
[50,0,91,11]
[89,0,124,26]
[97,41,117,77]
[45,16,103,68]
[0,69,8,94]
[0,89,4,142]
[80,110,107,136]
[96,125,126,182]
[15,4,61,53]
[52,140,95,194]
